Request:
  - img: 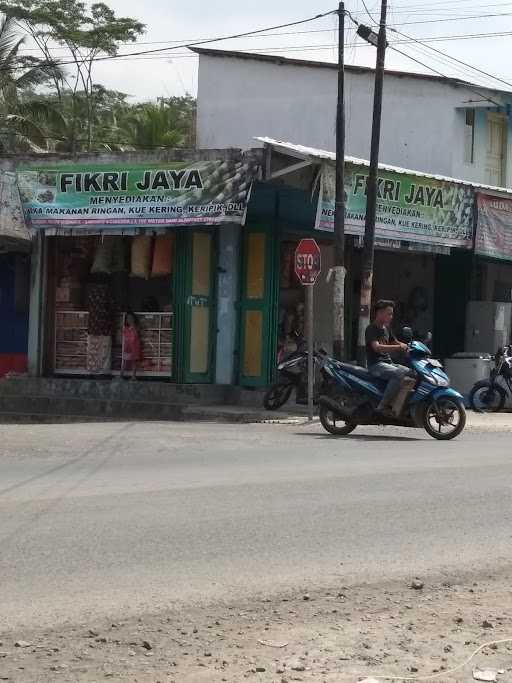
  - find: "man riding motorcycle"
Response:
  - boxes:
[365,300,411,416]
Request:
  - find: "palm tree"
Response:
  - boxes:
[0,14,59,152]
[122,98,195,149]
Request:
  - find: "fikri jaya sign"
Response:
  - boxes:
[18,159,260,230]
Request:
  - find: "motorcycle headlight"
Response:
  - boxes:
[426,373,449,387]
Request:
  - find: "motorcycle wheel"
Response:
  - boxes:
[423,397,466,440]
[469,380,506,413]
[263,383,293,411]
[319,405,357,436]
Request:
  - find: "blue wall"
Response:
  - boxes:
[0,253,29,354]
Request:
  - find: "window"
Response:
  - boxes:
[464,108,475,164]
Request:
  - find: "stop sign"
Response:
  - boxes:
[294,238,321,285]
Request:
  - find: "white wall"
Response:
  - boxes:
[197,53,511,186]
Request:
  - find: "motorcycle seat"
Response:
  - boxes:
[336,362,373,380]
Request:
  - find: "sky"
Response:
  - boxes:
[19,0,512,101]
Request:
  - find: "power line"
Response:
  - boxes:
[14,12,512,56]
[2,8,337,73]
[12,8,512,55]
[345,8,504,103]
[102,31,512,60]
[393,11,512,26]
[389,25,512,90]
[388,0,512,10]
[360,0,378,24]
[18,29,512,63]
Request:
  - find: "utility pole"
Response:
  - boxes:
[332,0,346,361]
[357,0,388,364]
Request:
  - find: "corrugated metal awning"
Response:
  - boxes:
[255,136,512,195]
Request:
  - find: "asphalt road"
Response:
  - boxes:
[1,419,512,631]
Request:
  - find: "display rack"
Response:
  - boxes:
[54,311,174,377]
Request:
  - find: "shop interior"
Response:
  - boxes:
[277,238,436,360]
[372,250,435,341]
[50,234,174,377]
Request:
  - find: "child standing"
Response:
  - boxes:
[121,312,142,380]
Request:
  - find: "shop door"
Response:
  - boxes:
[182,231,216,384]
[238,225,278,387]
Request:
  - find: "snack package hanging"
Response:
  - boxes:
[111,237,130,272]
[151,235,174,277]
[91,239,113,274]
[131,236,153,279]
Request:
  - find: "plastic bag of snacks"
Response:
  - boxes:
[131,236,153,279]
[111,237,130,272]
[91,240,113,274]
[151,235,174,277]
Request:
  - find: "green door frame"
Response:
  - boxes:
[237,223,279,387]
[174,229,217,384]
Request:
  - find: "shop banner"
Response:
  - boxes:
[18,159,260,230]
[476,193,512,261]
[316,164,474,249]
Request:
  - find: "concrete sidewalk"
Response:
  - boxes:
[184,403,512,431]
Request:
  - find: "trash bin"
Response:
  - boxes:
[444,353,492,405]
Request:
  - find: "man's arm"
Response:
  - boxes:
[370,340,408,354]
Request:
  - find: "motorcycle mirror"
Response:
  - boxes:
[401,326,413,342]
[424,331,433,344]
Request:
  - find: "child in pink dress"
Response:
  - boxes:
[121,312,142,379]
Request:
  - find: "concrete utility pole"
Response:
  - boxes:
[332,1,346,361]
[357,0,388,364]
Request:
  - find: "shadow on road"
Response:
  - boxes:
[296,432,424,442]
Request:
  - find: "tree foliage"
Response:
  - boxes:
[0,0,145,151]
[0,13,61,152]
[0,3,197,154]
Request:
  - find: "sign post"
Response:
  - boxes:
[295,239,322,421]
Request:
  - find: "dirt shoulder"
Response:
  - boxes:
[2,573,512,682]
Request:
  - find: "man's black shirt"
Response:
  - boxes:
[365,323,396,366]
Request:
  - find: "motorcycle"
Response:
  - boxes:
[263,343,325,411]
[317,329,466,441]
[469,344,512,413]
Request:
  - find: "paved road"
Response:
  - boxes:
[1,419,512,630]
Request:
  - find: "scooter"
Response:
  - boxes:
[317,329,466,440]
[263,342,324,410]
[469,344,512,413]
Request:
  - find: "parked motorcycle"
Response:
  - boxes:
[469,344,512,413]
[263,344,325,411]
[318,329,466,441]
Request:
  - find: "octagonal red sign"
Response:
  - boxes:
[294,238,321,285]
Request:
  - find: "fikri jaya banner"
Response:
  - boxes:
[316,164,474,249]
[18,159,259,230]
[476,193,512,261]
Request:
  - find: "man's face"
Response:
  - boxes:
[377,306,394,327]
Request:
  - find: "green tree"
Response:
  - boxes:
[38,86,133,152]
[0,0,145,151]
[0,14,62,152]
[122,96,197,150]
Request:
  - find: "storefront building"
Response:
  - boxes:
[469,192,512,351]
[237,139,512,388]
[18,150,261,384]
[0,171,31,377]
[11,144,512,393]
